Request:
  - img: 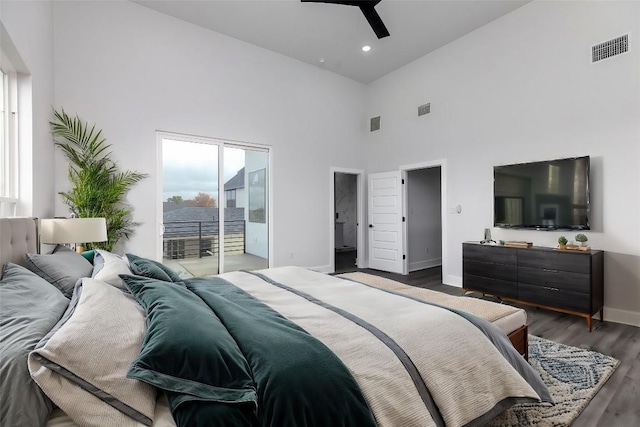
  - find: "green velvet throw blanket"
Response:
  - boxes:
[123,275,376,427]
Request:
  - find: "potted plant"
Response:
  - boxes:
[51,108,147,251]
[558,236,568,249]
[575,233,589,249]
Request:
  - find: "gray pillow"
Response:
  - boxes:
[26,245,93,298]
[0,262,70,427]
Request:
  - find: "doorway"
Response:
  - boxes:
[334,172,357,272]
[406,167,442,273]
[158,132,270,277]
[330,168,364,273]
[366,160,447,277]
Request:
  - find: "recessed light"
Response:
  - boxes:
[362,45,371,52]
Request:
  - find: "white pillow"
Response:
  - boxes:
[28,278,156,426]
[92,250,131,288]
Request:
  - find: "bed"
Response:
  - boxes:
[0,217,551,427]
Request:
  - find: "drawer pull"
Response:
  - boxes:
[543,268,559,273]
[543,286,560,292]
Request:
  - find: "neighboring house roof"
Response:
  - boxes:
[224,167,244,191]
[163,207,245,237]
[163,201,191,213]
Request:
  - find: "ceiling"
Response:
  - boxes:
[133,0,531,84]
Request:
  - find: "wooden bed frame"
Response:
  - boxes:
[507,324,529,360]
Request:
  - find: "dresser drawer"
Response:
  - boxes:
[518,283,590,313]
[463,244,517,265]
[517,250,590,274]
[518,266,590,294]
[463,274,518,299]
[464,260,517,282]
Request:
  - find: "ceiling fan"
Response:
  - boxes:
[301,0,390,39]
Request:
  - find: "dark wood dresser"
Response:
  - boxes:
[462,242,604,331]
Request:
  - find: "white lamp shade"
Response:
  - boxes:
[40,218,108,244]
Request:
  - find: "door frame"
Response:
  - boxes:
[399,159,447,278]
[329,167,365,273]
[156,131,273,271]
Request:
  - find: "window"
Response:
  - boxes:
[0,68,18,217]
[248,168,266,223]
[226,189,236,208]
[160,132,270,275]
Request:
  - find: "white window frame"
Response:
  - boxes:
[0,68,18,217]
[156,131,273,271]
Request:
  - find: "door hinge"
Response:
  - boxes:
[402,217,405,222]
[403,254,406,260]
[402,179,405,184]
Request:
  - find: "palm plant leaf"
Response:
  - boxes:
[51,108,148,251]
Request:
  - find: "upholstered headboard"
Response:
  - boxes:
[0,217,38,268]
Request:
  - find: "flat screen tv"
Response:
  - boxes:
[494,156,590,230]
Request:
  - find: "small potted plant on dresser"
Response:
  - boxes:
[557,236,568,249]
[575,233,590,250]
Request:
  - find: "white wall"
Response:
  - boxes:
[365,1,640,325]
[0,0,55,218]
[52,0,367,268]
[407,167,442,271]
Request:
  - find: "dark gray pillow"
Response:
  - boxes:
[26,245,93,298]
[0,262,70,427]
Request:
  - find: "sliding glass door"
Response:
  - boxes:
[160,134,269,277]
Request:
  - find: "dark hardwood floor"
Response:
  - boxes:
[356,266,640,427]
[335,249,358,274]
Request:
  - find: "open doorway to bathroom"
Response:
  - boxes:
[334,172,358,273]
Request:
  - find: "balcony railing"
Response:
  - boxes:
[163,220,245,259]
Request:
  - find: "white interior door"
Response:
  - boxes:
[367,171,404,273]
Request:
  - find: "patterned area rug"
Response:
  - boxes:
[486,335,619,426]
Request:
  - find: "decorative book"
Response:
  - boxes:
[504,241,533,248]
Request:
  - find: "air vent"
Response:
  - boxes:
[370,116,380,132]
[592,34,628,63]
[418,103,431,116]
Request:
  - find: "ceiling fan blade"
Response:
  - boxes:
[359,4,390,39]
[301,0,389,39]
[301,0,381,6]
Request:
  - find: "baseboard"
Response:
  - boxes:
[408,258,442,272]
[600,307,640,327]
[444,274,462,287]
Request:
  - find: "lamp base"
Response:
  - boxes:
[75,245,85,253]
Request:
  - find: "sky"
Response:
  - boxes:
[162,139,245,202]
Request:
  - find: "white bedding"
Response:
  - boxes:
[45,267,542,427]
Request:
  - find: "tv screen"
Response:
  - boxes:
[494,156,590,230]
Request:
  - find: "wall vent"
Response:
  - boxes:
[370,116,381,132]
[592,34,628,63]
[418,103,431,116]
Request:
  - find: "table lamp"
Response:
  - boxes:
[40,217,108,252]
